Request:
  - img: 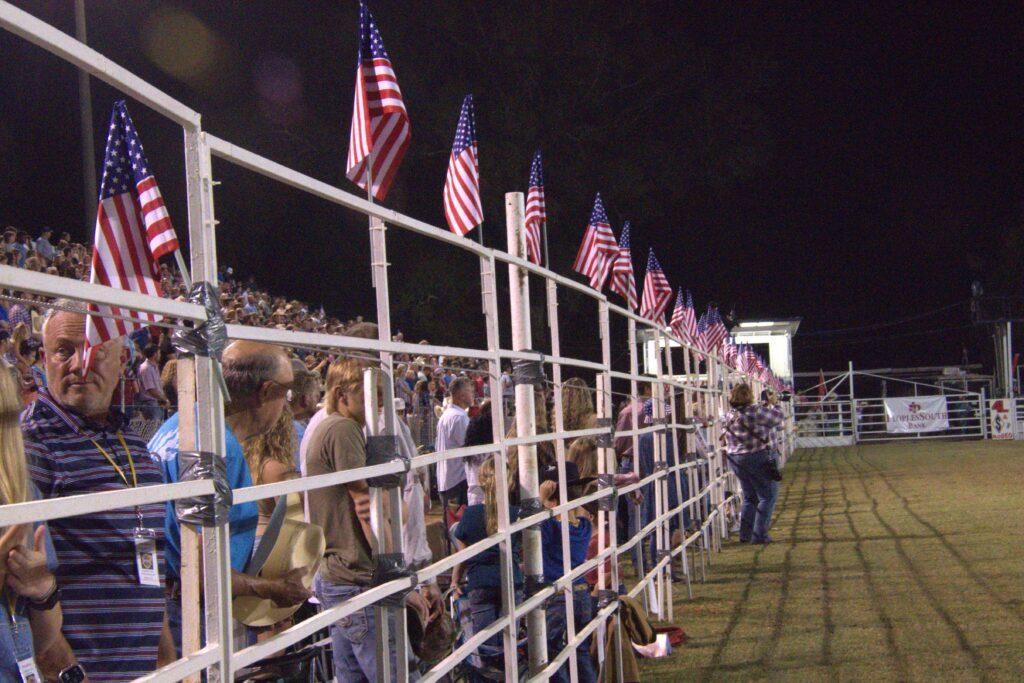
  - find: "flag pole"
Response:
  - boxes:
[173,248,193,290]
[542,220,550,270]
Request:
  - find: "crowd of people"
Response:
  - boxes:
[0,224,787,681]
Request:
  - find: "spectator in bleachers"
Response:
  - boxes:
[243,407,299,538]
[0,363,82,680]
[436,376,472,525]
[449,455,523,679]
[33,228,56,263]
[539,462,597,683]
[289,358,321,472]
[137,344,169,420]
[305,356,430,681]
[150,340,309,656]
[21,302,174,678]
[561,377,598,436]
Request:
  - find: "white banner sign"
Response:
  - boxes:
[989,399,1015,440]
[884,396,949,433]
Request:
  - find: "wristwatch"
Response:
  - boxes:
[58,664,86,683]
[27,580,60,611]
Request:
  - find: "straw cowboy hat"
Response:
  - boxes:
[233,494,325,627]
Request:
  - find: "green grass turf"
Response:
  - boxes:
[641,441,1024,682]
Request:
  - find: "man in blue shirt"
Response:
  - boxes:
[150,341,310,655]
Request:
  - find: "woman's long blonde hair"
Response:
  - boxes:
[0,366,28,510]
[482,455,518,536]
[243,406,297,485]
[567,438,598,480]
[561,377,596,432]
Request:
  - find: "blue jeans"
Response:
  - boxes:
[467,588,522,681]
[313,575,419,682]
[728,449,779,542]
[545,588,598,683]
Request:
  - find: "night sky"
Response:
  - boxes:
[2,1,1023,377]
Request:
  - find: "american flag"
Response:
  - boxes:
[678,290,699,347]
[443,94,483,236]
[744,346,759,376]
[721,341,738,368]
[669,289,686,340]
[572,193,617,290]
[705,306,729,353]
[640,248,672,323]
[696,310,710,353]
[609,221,638,310]
[524,150,545,264]
[85,101,176,368]
[346,2,410,201]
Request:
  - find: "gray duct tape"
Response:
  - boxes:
[371,552,416,607]
[518,496,544,516]
[524,574,550,602]
[595,416,615,447]
[172,281,228,360]
[511,353,546,386]
[365,434,409,488]
[175,450,232,527]
[597,473,617,512]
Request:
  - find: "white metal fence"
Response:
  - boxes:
[0,4,791,681]
[794,369,986,446]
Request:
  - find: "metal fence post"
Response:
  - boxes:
[505,193,547,672]
[366,215,410,681]
[480,253,519,680]
[547,278,579,683]
[597,301,625,683]
[184,127,233,680]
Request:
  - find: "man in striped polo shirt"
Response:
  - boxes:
[23,303,173,680]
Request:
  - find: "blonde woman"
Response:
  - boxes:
[0,366,81,679]
[560,377,597,435]
[243,406,298,538]
[450,456,523,674]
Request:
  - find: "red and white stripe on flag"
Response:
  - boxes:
[85,193,163,369]
[136,176,178,260]
[444,94,483,237]
[346,5,411,201]
[640,249,672,323]
[83,100,173,370]
[524,150,545,264]
[444,142,483,236]
[572,193,617,290]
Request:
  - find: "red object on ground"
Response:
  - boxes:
[654,625,688,646]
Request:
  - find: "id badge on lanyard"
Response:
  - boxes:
[134,527,161,587]
[9,600,40,682]
[16,657,40,682]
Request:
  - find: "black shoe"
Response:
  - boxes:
[751,536,773,545]
[738,537,750,543]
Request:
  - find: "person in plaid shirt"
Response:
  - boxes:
[722,384,785,544]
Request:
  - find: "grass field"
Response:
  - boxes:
[641,441,1024,682]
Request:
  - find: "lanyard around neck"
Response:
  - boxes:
[89,432,137,489]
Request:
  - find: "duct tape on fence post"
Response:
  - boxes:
[371,552,417,607]
[175,450,232,527]
[595,416,615,448]
[171,280,231,401]
[511,352,546,386]
[365,434,409,488]
[597,473,617,512]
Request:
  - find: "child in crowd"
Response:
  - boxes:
[450,456,522,680]
[539,462,597,683]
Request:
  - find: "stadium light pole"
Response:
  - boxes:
[74,0,97,233]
